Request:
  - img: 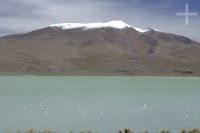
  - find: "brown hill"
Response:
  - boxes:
[0,23,200,76]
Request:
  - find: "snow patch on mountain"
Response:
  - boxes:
[49,20,151,33]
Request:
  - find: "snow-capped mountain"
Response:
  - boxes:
[49,20,149,32]
[0,20,199,76]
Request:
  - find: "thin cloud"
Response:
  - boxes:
[0,0,199,42]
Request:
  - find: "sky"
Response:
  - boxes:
[0,0,200,42]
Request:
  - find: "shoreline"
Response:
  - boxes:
[4,129,200,133]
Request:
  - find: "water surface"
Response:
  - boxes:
[0,76,200,132]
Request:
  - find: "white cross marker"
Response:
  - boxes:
[176,3,198,25]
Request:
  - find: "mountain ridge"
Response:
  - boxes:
[0,21,200,76]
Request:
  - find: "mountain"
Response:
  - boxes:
[0,20,200,76]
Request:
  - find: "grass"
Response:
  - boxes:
[4,129,200,133]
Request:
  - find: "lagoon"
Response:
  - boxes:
[0,76,200,132]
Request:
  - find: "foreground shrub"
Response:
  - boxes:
[5,128,200,133]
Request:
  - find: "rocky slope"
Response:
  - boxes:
[0,20,200,76]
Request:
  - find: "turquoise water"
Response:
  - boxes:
[0,76,200,132]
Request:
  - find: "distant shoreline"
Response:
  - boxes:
[0,75,200,78]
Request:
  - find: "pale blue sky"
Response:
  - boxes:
[0,0,199,41]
